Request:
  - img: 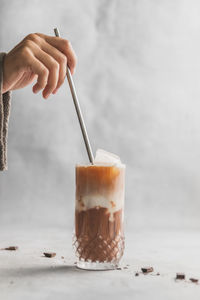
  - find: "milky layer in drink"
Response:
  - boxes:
[76,149,125,221]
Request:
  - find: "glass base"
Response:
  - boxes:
[76,260,119,271]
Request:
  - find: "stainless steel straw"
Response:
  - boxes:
[54,28,94,164]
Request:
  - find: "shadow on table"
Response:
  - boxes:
[4,265,88,277]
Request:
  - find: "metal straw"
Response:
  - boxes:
[54,28,94,164]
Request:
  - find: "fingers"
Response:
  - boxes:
[20,33,77,98]
[25,54,49,94]
[34,48,60,98]
[37,33,77,75]
[38,41,67,92]
[21,40,59,98]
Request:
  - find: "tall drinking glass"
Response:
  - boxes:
[74,164,125,270]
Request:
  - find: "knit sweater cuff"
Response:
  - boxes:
[0,53,11,171]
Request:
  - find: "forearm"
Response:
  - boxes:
[0,53,11,171]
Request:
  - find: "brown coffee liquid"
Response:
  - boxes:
[75,207,124,263]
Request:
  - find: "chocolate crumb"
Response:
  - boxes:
[116,267,122,270]
[135,272,139,276]
[176,273,185,280]
[43,252,56,258]
[61,256,64,259]
[190,278,198,283]
[123,266,128,269]
[141,267,154,274]
[1,246,18,251]
[156,272,160,276]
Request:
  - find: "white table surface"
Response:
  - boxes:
[1,226,200,300]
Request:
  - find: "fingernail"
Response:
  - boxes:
[44,94,49,99]
[33,87,40,94]
[52,88,58,94]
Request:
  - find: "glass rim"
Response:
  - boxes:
[75,163,126,168]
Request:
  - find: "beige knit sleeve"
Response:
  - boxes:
[0,53,11,171]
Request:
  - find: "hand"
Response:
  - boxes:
[2,33,77,99]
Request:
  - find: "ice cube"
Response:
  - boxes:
[94,149,121,165]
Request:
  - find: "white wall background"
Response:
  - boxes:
[1,0,200,231]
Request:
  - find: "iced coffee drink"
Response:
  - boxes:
[74,149,125,270]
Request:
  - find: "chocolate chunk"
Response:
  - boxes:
[141,267,154,273]
[176,273,185,280]
[135,272,139,276]
[1,246,18,251]
[43,252,56,258]
[190,278,198,283]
